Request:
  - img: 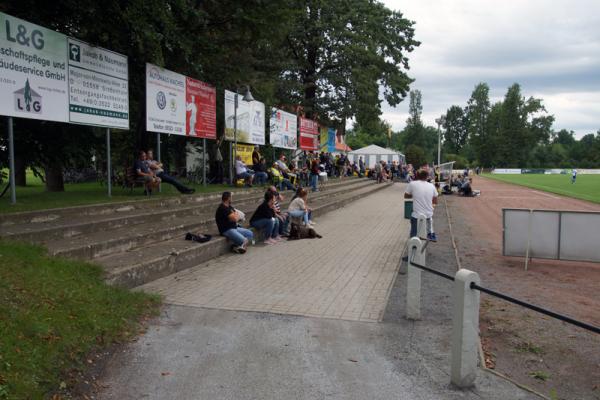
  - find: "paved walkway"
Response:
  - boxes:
[97,187,538,400]
[138,184,409,322]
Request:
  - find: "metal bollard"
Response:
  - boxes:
[450,269,481,388]
[406,236,425,320]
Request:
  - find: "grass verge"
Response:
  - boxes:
[0,170,231,214]
[0,241,161,399]
[482,173,600,204]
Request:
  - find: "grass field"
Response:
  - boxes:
[483,173,600,204]
[0,170,231,214]
[0,241,160,398]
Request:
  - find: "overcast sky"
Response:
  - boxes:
[380,0,600,139]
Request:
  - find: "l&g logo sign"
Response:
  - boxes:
[14,79,42,114]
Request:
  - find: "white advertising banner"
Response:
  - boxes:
[145,63,186,135]
[67,38,129,128]
[224,89,265,145]
[0,12,129,129]
[0,12,69,122]
[269,107,297,149]
[492,168,522,174]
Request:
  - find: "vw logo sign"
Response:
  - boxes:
[156,91,166,110]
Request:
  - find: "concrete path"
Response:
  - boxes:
[97,185,538,400]
[137,183,409,322]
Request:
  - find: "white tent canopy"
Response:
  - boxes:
[348,144,405,169]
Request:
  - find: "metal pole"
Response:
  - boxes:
[156,133,161,193]
[437,122,441,167]
[106,128,112,197]
[228,141,232,184]
[233,93,238,185]
[7,117,16,204]
[202,138,207,187]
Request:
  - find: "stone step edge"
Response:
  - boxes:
[2,179,370,242]
[0,178,366,226]
[105,182,392,289]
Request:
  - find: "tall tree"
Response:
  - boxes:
[283,0,419,126]
[402,90,426,147]
[443,105,468,154]
[466,83,491,166]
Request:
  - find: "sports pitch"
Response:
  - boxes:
[483,173,600,204]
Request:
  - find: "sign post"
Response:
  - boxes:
[202,138,207,187]
[156,132,161,192]
[106,128,111,197]
[8,117,16,204]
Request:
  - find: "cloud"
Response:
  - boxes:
[380,0,600,138]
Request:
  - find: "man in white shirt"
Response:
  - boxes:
[235,156,254,187]
[404,169,438,242]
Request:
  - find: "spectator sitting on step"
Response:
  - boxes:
[459,177,478,197]
[270,163,295,191]
[288,187,314,227]
[275,154,293,180]
[253,158,269,186]
[215,191,253,254]
[250,191,281,245]
[135,150,161,196]
[267,186,288,236]
[235,156,254,187]
[146,149,195,194]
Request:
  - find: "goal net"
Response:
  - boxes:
[436,161,455,185]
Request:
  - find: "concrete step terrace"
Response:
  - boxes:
[101,182,393,288]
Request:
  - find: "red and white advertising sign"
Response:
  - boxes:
[299,117,319,150]
[185,77,216,139]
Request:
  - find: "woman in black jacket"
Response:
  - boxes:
[250,191,281,244]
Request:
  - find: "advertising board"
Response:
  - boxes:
[0,12,129,129]
[145,63,186,135]
[269,107,297,149]
[224,89,265,145]
[185,77,216,139]
[299,117,319,151]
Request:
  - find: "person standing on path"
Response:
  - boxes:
[404,169,438,242]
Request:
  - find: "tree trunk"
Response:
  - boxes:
[174,136,187,175]
[14,156,26,186]
[45,163,64,192]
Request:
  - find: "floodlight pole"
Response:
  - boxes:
[106,128,112,197]
[7,117,16,204]
[435,116,445,167]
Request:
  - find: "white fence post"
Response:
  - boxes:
[406,236,425,320]
[451,269,481,388]
[417,214,427,239]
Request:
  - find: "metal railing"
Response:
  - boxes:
[404,217,600,389]
[408,252,600,335]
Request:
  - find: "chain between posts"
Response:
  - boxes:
[407,249,600,336]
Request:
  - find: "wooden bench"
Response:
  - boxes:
[122,167,146,192]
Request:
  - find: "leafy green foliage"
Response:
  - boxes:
[404,144,427,167]
[0,241,160,398]
[443,106,468,154]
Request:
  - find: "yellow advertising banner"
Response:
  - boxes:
[235,143,254,165]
